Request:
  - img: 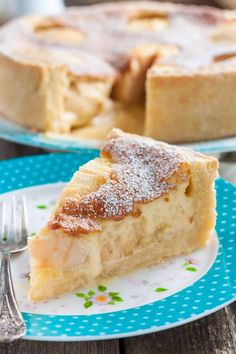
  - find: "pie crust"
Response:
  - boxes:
[0,2,236,142]
[28,129,218,301]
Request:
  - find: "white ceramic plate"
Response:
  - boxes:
[0,153,235,341]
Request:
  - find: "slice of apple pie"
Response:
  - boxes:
[28,129,218,301]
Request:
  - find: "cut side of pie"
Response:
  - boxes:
[28,129,218,301]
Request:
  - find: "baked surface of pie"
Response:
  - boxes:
[28,129,218,301]
[0,2,236,142]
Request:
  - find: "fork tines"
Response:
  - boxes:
[0,196,28,246]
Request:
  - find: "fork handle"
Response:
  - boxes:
[0,252,26,342]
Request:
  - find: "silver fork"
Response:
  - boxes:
[0,196,28,342]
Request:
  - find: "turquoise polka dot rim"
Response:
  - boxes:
[0,115,236,153]
[0,153,235,342]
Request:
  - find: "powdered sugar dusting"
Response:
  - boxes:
[1,3,234,78]
[50,132,188,234]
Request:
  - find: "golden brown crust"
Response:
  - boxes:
[1,2,236,139]
[49,129,190,235]
[1,2,236,77]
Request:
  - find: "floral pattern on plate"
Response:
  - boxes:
[75,285,124,308]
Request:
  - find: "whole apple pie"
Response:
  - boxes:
[0,2,236,142]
